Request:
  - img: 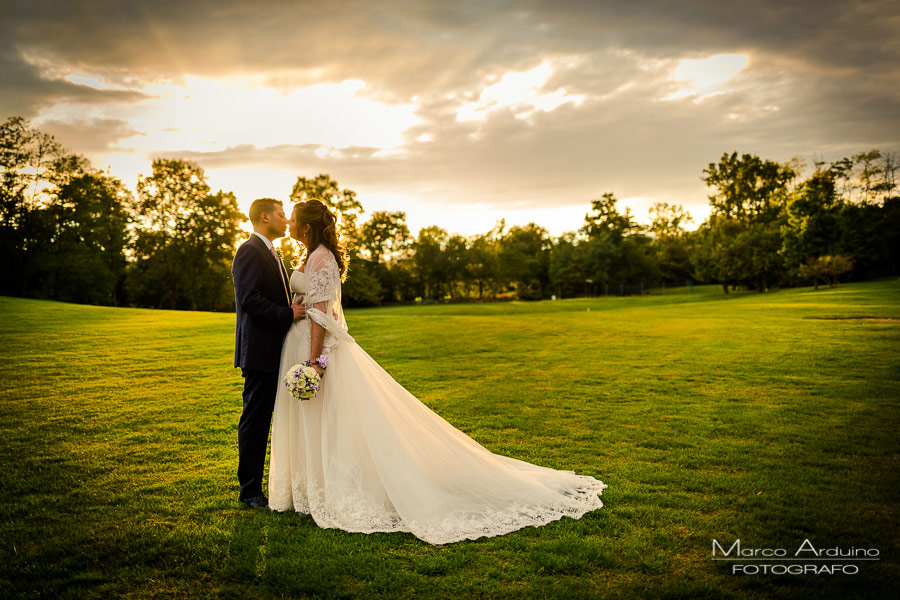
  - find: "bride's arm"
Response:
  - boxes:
[309,315,326,376]
[305,248,337,377]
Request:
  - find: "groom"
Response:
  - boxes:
[232,198,305,509]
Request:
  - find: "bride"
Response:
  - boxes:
[269,199,606,544]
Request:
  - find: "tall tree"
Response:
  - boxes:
[877,151,898,201]
[499,223,550,300]
[289,174,363,253]
[853,150,884,204]
[649,202,692,238]
[358,210,410,265]
[412,226,449,300]
[549,232,584,298]
[42,172,132,305]
[443,234,468,298]
[129,159,243,310]
[835,200,896,279]
[0,116,71,296]
[691,215,748,293]
[699,153,795,291]
[649,202,694,282]
[781,170,843,276]
[829,156,855,202]
[580,192,641,241]
[702,152,795,222]
[0,117,35,295]
[466,224,502,299]
[578,193,654,289]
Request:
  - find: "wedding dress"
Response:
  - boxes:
[268,245,606,544]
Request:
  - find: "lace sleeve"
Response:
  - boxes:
[304,247,354,345]
[305,247,339,305]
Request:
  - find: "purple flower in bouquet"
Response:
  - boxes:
[283,363,321,400]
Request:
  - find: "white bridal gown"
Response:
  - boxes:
[269,245,606,544]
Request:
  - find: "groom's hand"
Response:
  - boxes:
[291,298,306,321]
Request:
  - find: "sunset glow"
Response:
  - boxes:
[456,62,585,122]
[665,53,749,100]
[6,2,895,238]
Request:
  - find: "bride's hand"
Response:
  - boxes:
[313,365,325,377]
[291,298,306,321]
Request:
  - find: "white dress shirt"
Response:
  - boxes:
[253,231,276,252]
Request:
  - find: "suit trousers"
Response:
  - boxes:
[238,368,279,500]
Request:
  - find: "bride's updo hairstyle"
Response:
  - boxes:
[294,199,349,281]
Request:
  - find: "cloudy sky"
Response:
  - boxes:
[3,0,898,236]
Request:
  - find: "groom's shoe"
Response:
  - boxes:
[240,495,269,509]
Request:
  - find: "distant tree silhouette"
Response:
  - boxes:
[649,202,694,282]
[359,211,410,265]
[500,224,550,300]
[128,159,243,310]
[2,115,896,307]
[43,172,132,305]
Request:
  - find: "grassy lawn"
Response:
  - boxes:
[1,280,898,599]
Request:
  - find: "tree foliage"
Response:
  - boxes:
[649,202,694,281]
[290,174,363,252]
[1,115,896,309]
[43,173,132,305]
[799,255,855,289]
[128,159,243,311]
[702,152,795,222]
[359,211,410,265]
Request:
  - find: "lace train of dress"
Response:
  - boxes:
[269,250,606,544]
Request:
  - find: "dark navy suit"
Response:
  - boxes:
[232,234,294,500]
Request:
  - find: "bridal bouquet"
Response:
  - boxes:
[283,363,321,400]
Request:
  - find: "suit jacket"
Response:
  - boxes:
[232,234,294,371]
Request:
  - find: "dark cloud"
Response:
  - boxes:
[526,1,900,75]
[5,1,897,107]
[2,0,897,223]
[0,44,149,118]
[9,1,893,94]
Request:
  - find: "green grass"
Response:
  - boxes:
[1,280,898,599]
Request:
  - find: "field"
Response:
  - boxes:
[1,280,898,599]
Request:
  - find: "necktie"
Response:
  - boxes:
[270,246,292,304]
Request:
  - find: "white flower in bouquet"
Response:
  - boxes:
[283,363,321,400]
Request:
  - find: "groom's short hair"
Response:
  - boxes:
[249,198,283,226]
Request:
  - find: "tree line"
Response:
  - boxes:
[1,115,897,311]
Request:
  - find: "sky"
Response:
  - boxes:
[2,0,898,237]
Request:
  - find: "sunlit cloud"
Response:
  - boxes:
[64,74,121,90]
[664,53,749,100]
[133,76,418,151]
[4,1,895,240]
[456,62,585,122]
[44,73,421,153]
